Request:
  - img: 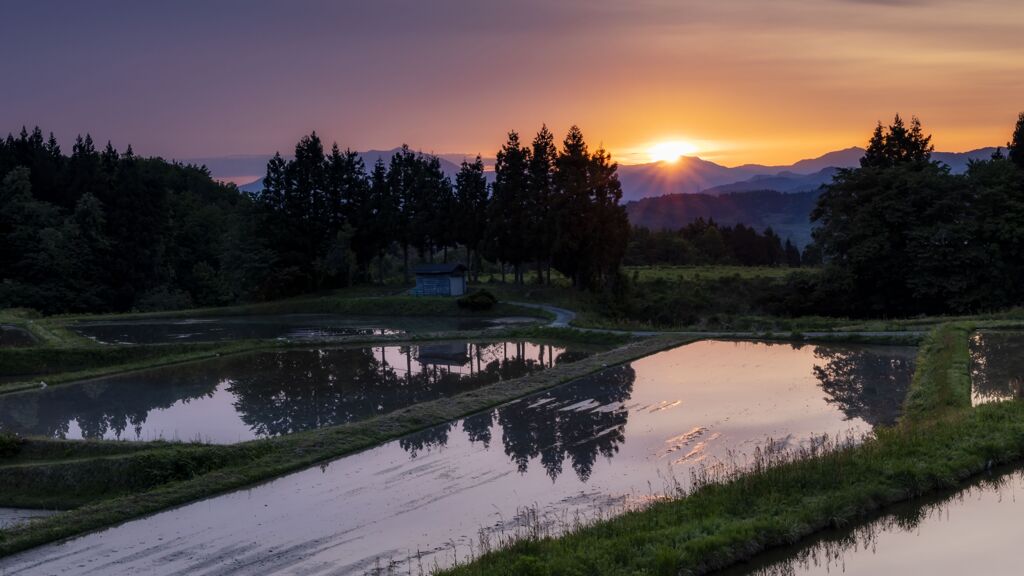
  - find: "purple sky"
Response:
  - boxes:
[4,0,1022,169]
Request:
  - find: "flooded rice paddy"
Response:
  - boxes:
[70,314,539,344]
[0,340,916,575]
[0,342,584,443]
[969,330,1024,405]
[0,326,35,348]
[720,465,1024,576]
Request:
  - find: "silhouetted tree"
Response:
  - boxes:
[527,125,558,284]
[485,132,531,283]
[1009,112,1024,171]
[813,114,1024,315]
[784,239,801,268]
[453,156,489,280]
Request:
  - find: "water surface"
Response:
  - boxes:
[71,314,539,344]
[969,330,1024,405]
[0,342,585,443]
[720,465,1024,576]
[0,340,916,575]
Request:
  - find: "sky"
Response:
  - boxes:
[2,0,1022,169]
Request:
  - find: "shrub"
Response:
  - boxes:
[457,289,498,311]
[0,432,24,458]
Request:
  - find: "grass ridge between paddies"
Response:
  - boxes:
[0,334,682,557]
[436,322,1024,576]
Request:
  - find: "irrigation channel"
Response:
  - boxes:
[0,339,917,575]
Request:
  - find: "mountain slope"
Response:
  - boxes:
[216,146,1000,198]
[625,190,822,247]
[702,168,838,195]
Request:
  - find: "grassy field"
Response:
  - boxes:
[0,334,687,557]
[438,321,1024,576]
[482,269,1024,334]
[622,265,816,282]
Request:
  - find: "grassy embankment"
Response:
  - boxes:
[0,292,554,395]
[438,321,1024,576]
[483,266,1024,334]
[0,331,675,557]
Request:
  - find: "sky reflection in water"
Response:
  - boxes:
[0,340,918,575]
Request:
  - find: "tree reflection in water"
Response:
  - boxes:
[0,342,585,441]
[396,343,917,483]
[0,374,217,440]
[969,331,1024,404]
[811,345,917,427]
[399,364,637,483]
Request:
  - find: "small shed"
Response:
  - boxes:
[411,263,467,297]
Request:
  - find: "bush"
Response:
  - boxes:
[457,289,498,311]
[0,432,24,458]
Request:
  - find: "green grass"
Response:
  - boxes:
[503,326,634,346]
[0,335,690,557]
[53,290,548,323]
[2,282,1021,569]
[437,320,1011,576]
[622,265,817,282]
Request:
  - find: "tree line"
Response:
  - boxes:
[625,220,818,268]
[0,124,629,314]
[252,125,629,293]
[809,112,1024,316]
[0,128,250,313]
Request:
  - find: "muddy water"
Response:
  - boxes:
[969,330,1024,405]
[70,314,539,344]
[720,466,1024,576]
[0,342,585,443]
[0,340,916,576]
[0,325,35,348]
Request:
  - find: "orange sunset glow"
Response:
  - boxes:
[4,1,1022,166]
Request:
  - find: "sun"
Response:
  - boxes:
[648,140,698,164]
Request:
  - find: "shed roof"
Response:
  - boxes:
[413,263,467,275]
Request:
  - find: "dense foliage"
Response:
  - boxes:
[0,129,250,313]
[625,220,811,267]
[812,114,1024,316]
[625,189,821,249]
[1,125,629,313]
[257,125,629,292]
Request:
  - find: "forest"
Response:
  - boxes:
[625,220,816,267]
[811,113,1024,316]
[0,125,628,313]
[2,114,1024,319]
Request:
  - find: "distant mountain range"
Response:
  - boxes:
[615,146,997,202]
[192,145,998,246]
[622,146,998,246]
[182,149,490,192]
[196,145,997,199]
[626,190,822,247]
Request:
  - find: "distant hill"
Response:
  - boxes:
[625,189,822,247]
[195,148,475,193]
[702,168,838,195]
[616,146,997,202]
[209,145,1000,199]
